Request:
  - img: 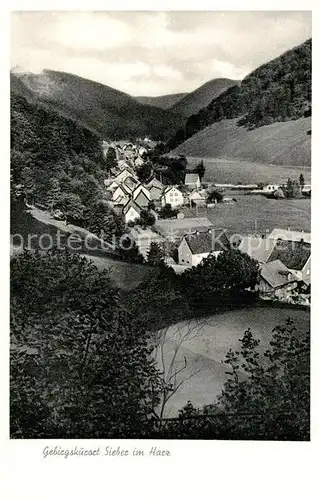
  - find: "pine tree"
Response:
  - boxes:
[147,242,165,265]
[105,147,117,172]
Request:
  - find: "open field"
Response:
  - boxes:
[183,194,310,236]
[186,156,311,185]
[156,306,310,417]
[173,117,311,167]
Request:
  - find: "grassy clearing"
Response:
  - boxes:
[183,194,310,236]
[185,156,311,185]
[173,117,311,168]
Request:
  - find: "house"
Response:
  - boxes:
[263,184,280,193]
[123,200,142,224]
[147,177,164,191]
[185,173,201,190]
[129,227,165,259]
[132,184,151,201]
[148,185,163,202]
[238,236,277,264]
[267,228,311,244]
[134,190,151,209]
[161,186,184,209]
[134,156,145,167]
[257,259,299,301]
[239,228,311,287]
[114,168,136,184]
[154,217,213,243]
[188,191,206,206]
[267,238,311,283]
[112,184,130,205]
[178,229,229,267]
[122,176,139,194]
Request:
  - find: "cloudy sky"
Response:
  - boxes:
[11,11,311,96]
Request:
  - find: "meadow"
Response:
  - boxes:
[186,156,311,185]
[184,194,310,236]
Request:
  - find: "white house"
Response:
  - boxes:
[185,173,201,190]
[189,191,206,206]
[263,184,280,193]
[178,229,229,267]
[112,184,130,205]
[161,186,184,209]
[123,200,142,224]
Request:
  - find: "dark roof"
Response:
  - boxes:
[122,199,142,216]
[134,190,151,208]
[267,240,311,271]
[184,229,229,254]
[261,260,298,288]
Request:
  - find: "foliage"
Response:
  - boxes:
[167,39,311,150]
[179,249,260,311]
[299,173,305,187]
[105,147,117,172]
[147,242,165,265]
[136,210,156,228]
[10,250,160,438]
[193,160,205,181]
[156,319,309,440]
[283,178,301,199]
[158,203,179,219]
[136,161,153,183]
[207,190,223,203]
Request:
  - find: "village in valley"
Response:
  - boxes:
[93,137,311,306]
[10,12,311,442]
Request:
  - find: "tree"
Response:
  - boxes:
[207,190,223,203]
[180,249,259,312]
[105,147,117,172]
[10,250,160,438]
[157,319,309,440]
[147,242,165,265]
[158,203,178,219]
[136,161,153,184]
[137,209,156,228]
[284,178,301,199]
[194,160,205,181]
[299,173,305,188]
[55,193,86,224]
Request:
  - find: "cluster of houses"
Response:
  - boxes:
[102,150,310,305]
[239,228,311,304]
[102,138,155,168]
[104,162,205,224]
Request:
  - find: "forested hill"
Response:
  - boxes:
[11,70,185,141]
[11,91,109,223]
[167,39,311,151]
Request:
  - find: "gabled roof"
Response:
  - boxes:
[185,173,200,184]
[113,183,131,196]
[122,199,142,216]
[122,176,138,192]
[147,177,163,190]
[183,229,229,254]
[268,228,311,244]
[163,185,182,194]
[134,190,151,208]
[267,239,311,271]
[260,260,298,289]
[239,236,277,263]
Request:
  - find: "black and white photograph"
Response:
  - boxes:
[9,9,311,443]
